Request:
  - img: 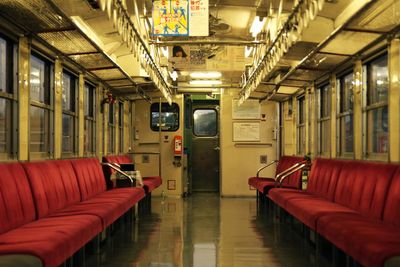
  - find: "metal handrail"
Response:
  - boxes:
[274,160,308,186]
[256,160,279,178]
[277,163,307,187]
[101,162,143,186]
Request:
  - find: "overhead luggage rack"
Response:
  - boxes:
[0,0,150,101]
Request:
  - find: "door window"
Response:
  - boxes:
[193,109,217,137]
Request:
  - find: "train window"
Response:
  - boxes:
[364,53,388,157]
[318,84,331,156]
[108,103,115,154]
[296,96,306,155]
[62,71,77,155]
[84,83,96,155]
[150,102,179,132]
[0,36,15,159]
[118,102,123,153]
[337,72,354,156]
[193,109,217,137]
[30,54,53,156]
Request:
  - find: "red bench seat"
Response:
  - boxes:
[248,156,304,195]
[102,155,162,194]
[268,158,400,266]
[0,158,145,267]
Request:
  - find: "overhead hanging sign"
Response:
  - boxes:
[152,0,189,36]
[189,0,209,36]
[152,0,208,37]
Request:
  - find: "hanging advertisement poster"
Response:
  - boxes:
[152,0,189,36]
[189,0,209,36]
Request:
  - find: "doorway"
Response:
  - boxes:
[189,100,220,192]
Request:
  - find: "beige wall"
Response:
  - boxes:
[220,90,278,197]
[133,95,184,197]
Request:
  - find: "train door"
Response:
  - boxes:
[190,100,220,192]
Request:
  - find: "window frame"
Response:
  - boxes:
[61,70,78,157]
[192,108,218,137]
[362,52,389,161]
[317,83,331,157]
[29,52,54,159]
[118,101,124,153]
[108,102,115,154]
[150,102,180,132]
[336,71,355,158]
[0,34,17,160]
[296,95,306,156]
[84,82,96,156]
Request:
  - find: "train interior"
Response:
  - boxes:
[0,0,400,266]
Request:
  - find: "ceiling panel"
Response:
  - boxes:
[320,31,381,55]
[70,53,114,69]
[0,0,72,33]
[38,30,98,55]
[348,0,400,33]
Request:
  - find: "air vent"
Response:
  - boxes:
[85,0,100,9]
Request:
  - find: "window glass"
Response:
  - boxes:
[0,98,11,153]
[340,72,354,113]
[30,106,49,152]
[30,55,50,104]
[84,119,95,153]
[367,54,388,105]
[119,102,123,153]
[365,54,389,156]
[62,72,76,111]
[108,104,115,154]
[297,96,306,155]
[367,106,388,154]
[62,114,74,153]
[151,103,179,132]
[0,38,6,92]
[84,83,94,117]
[320,84,330,118]
[193,109,217,136]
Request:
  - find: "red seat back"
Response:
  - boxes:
[22,160,81,219]
[276,156,304,189]
[0,163,36,234]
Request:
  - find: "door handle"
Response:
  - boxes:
[214,146,220,151]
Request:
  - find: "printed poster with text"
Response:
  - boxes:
[152,0,189,36]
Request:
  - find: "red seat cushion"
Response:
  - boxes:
[0,215,102,267]
[49,187,145,228]
[0,163,36,234]
[285,196,357,230]
[143,176,162,193]
[276,156,304,188]
[268,188,308,209]
[317,213,400,267]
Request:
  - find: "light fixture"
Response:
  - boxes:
[250,16,267,37]
[245,46,254,58]
[190,72,222,79]
[189,80,222,85]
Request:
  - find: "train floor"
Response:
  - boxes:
[85,193,331,267]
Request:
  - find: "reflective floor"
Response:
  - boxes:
[87,193,329,267]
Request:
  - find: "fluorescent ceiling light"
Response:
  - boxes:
[70,16,104,49]
[190,72,222,79]
[250,16,267,37]
[189,80,222,85]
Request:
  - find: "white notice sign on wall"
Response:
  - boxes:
[233,122,260,142]
[232,100,260,119]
